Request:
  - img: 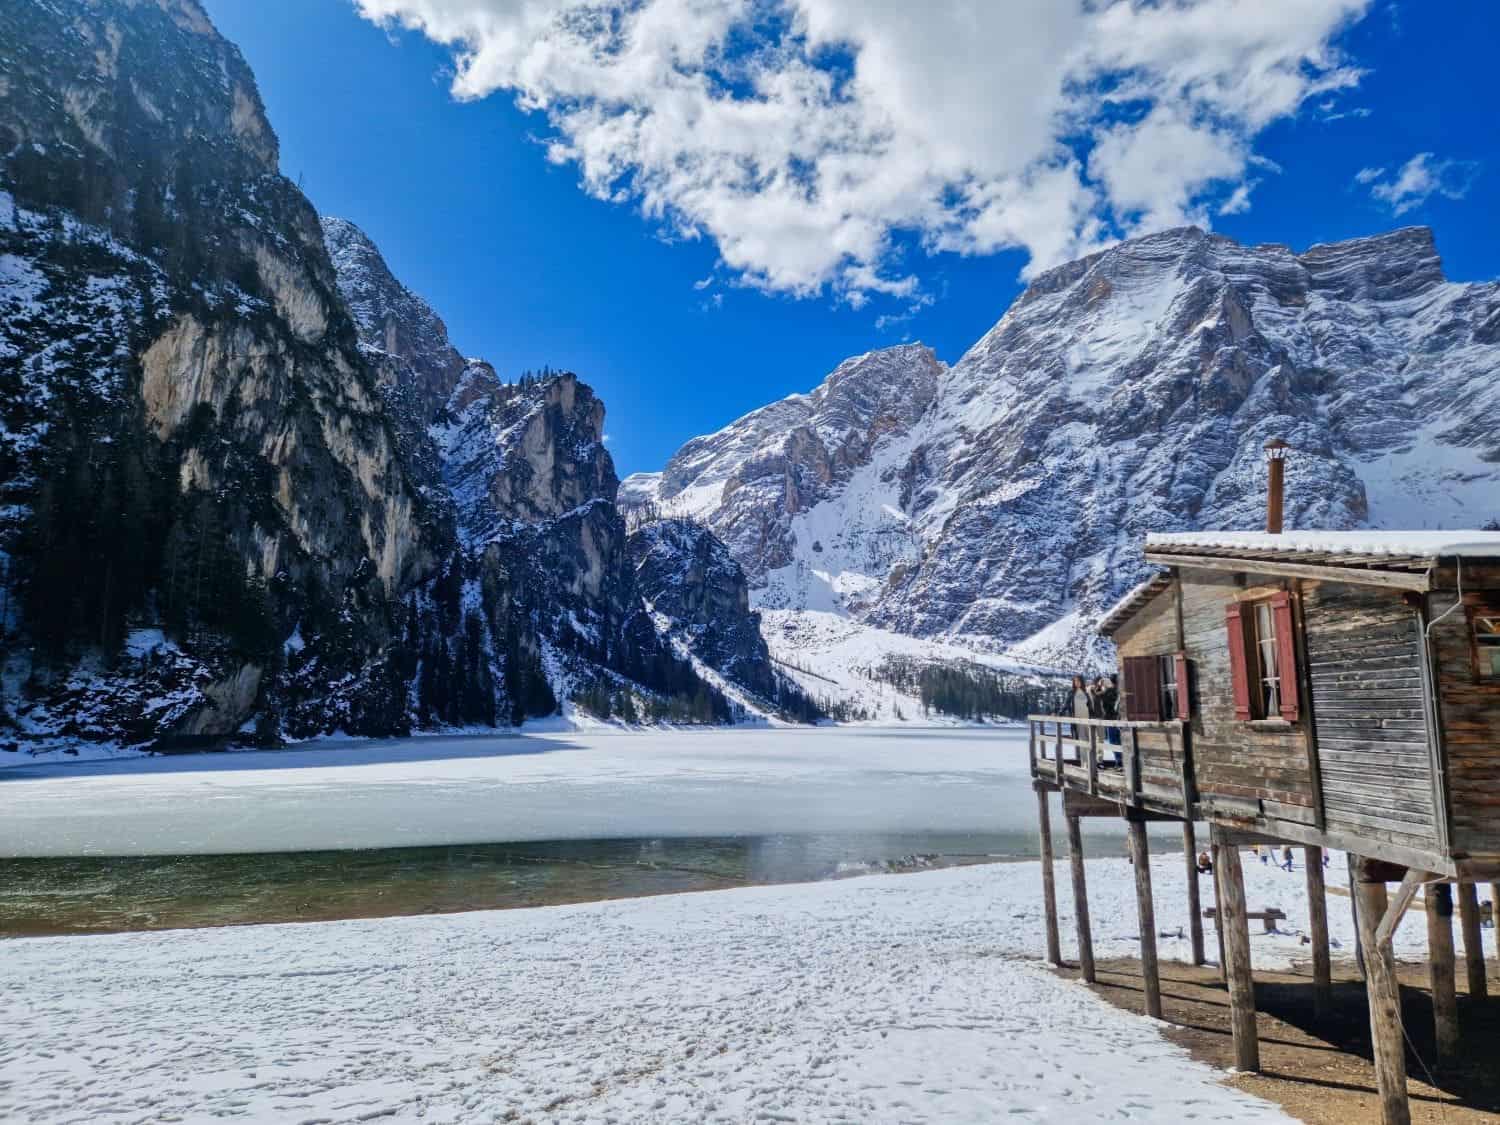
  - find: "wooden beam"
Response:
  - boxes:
[1066,814,1095,984]
[1128,816,1162,1019]
[1035,783,1062,967]
[1425,883,1459,1064]
[1184,821,1206,967]
[1215,831,1260,1072]
[1211,849,1227,985]
[1377,870,1425,949]
[1456,882,1488,999]
[1143,551,1431,591]
[1354,862,1411,1125]
[1304,846,1332,1019]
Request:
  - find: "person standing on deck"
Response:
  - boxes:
[1101,673,1123,765]
[1070,675,1091,737]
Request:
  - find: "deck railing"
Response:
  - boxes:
[1026,714,1195,813]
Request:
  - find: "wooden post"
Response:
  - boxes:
[1127,815,1161,1019]
[1426,882,1459,1063]
[1066,813,1095,983]
[1211,843,1227,983]
[1348,851,1367,980]
[1457,882,1488,999]
[1035,783,1062,966]
[1492,882,1500,981]
[1183,821,1205,966]
[1215,832,1260,1072]
[1086,724,1099,796]
[1304,846,1332,1019]
[1355,861,1411,1125]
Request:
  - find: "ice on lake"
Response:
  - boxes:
[0,727,1149,858]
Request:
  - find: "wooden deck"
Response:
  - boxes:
[1027,715,1194,818]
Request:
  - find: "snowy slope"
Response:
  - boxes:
[626,225,1500,674]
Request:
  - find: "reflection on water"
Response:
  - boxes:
[0,830,1139,937]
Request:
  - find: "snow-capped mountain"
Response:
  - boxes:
[0,0,803,754]
[626,225,1500,671]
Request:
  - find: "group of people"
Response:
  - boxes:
[1064,673,1122,760]
[1068,673,1120,727]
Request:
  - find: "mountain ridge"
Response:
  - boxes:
[625,222,1500,678]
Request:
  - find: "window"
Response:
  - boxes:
[1225,593,1299,722]
[1475,610,1500,681]
[1252,600,1281,719]
[1158,654,1178,720]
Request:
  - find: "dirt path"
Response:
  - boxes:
[1061,956,1500,1122]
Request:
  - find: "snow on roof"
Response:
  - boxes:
[1097,571,1173,637]
[1145,530,1500,561]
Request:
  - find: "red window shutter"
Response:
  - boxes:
[1121,656,1145,720]
[1120,658,1139,720]
[1272,591,1300,721]
[1225,602,1253,720]
[1174,652,1191,720]
[1138,656,1163,721]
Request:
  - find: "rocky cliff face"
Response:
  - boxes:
[0,0,800,753]
[627,226,1500,670]
[628,518,782,701]
[318,216,810,727]
[1,0,441,745]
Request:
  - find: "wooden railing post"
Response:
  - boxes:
[1087,723,1099,796]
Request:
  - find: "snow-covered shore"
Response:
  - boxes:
[1,856,1304,1124]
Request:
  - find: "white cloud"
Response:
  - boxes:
[1358,152,1480,216]
[354,0,1372,300]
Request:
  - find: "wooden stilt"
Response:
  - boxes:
[1457,882,1488,998]
[1215,833,1259,1073]
[1355,862,1424,1125]
[1066,813,1095,983]
[1304,845,1332,1019]
[1492,882,1500,981]
[1183,821,1205,966]
[1210,843,1227,983]
[1426,882,1459,1063]
[1347,851,1367,980]
[1127,815,1161,1019]
[1035,782,1062,966]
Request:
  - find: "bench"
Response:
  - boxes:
[1203,906,1287,934]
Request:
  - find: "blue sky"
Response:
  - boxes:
[201,0,1495,478]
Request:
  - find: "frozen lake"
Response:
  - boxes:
[0,726,1114,857]
[0,727,1190,934]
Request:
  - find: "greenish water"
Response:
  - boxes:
[0,830,1133,937]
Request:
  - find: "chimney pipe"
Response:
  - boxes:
[1264,437,1289,535]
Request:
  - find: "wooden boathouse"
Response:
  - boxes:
[1029,440,1500,1125]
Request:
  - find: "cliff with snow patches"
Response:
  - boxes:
[0,0,807,753]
